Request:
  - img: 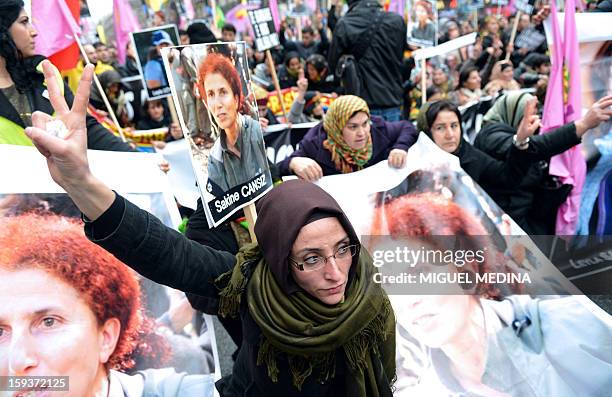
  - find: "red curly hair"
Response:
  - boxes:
[0,213,169,370]
[197,52,245,113]
[370,193,522,299]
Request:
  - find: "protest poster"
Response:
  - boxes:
[162,42,273,228]
[514,27,547,51]
[248,7,280,52]
[514,0,535,14]
[407,0,438,47]
[131,24,180,100]
[0,145,221,392]
[465,0,484,9]
[312,134,612,395]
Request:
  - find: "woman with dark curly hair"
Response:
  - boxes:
[198,51,270,193]
[371,193,612,396]
[0,0,131,150]
[0,213,215,396]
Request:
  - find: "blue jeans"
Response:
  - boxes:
[370,107,402,122]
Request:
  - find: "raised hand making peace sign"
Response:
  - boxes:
[25,60,116,220]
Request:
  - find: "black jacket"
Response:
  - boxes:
[474,122,581,234]
[328,1,406,109]
[0,57,133,152]
[279,27,330,59]
[87,195,391,396]
[454,138,531,190]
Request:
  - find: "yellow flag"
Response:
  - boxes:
[146,0,168,12]
[97,24,107,45]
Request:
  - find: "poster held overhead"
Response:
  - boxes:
[248,7,280,53]
[131,24,180,100]
[407,0,438,48]
[287,0,314,18]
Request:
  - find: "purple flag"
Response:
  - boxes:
[32,0,81,57]
[549,0,585,235]
[269,0,281,32]
[541,0,564,133]
[114,0,141,64]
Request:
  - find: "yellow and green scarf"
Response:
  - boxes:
[323,95,373,174]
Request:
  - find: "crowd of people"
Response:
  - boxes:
[1,0,612,396]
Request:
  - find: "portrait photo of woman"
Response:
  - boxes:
[370,193,612,397]
[190,43,273,226]
[408,0,437,47]
[0,213,217,397]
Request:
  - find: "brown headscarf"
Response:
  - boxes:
[254,179,360,294]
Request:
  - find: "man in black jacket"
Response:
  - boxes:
[328,0,406,121]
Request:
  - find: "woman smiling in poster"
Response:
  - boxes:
[198,49,270,194]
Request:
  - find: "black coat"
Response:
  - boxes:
[0,56,133,152]
[474,122,580,234]
[453,138,531,190]
[87,195,392,397]
[328,1,406,109]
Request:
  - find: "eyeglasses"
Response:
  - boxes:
[289,244,360,272]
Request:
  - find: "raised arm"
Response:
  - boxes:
[25,61,235,298]
[26,61,116,220]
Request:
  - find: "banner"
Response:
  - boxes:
[0,145,221,394]
[312,135,612,395]
[162,42,273,227]
[262,86,336,116]
[263,122,317,163]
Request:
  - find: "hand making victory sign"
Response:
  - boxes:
[25,60,116,220]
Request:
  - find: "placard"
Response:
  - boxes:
[131,24,180,100]
[247,7,280,52]
[162,42,274,227]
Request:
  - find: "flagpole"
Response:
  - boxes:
[265,50,289,121]
[74,33,128,143]
[505,10,521,61]
[421,57,427,103]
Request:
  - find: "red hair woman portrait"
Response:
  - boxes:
[370,193,612,396]
[197,45,271,195]
[0,213,215,396]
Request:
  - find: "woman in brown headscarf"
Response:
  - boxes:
[24,62,397,396]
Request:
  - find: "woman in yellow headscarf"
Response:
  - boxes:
[279,95,419,181]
